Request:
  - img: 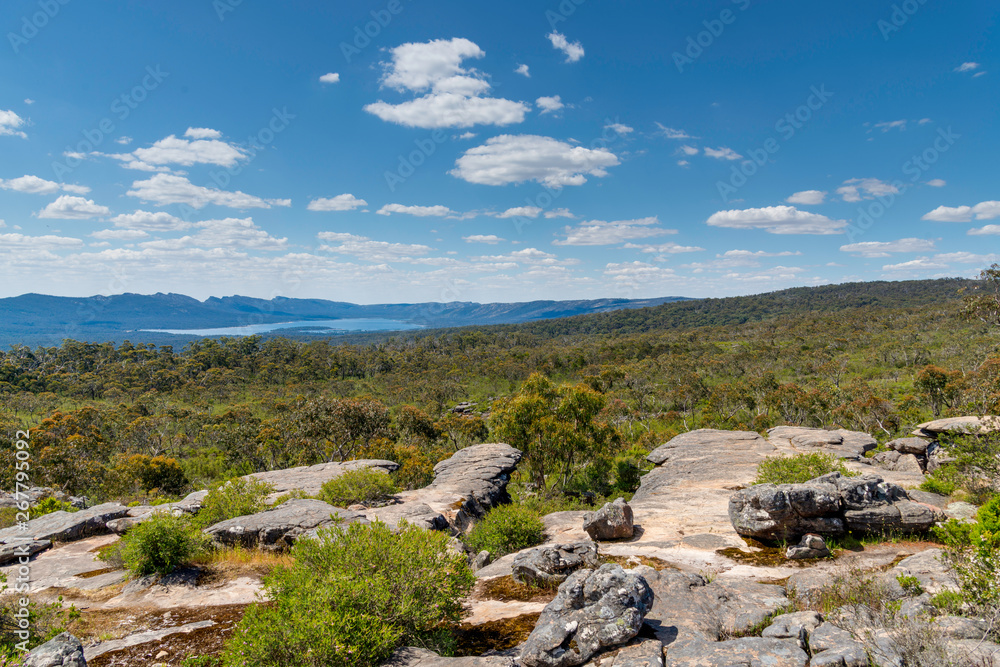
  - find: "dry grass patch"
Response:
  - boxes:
[193,546,294,585]
[475,575,558,603]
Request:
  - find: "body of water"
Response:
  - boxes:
[142,318,423,336]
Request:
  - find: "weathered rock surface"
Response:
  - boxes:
[663,637,808,666]
[785,533,830,560]
[245,459,399,500]
[762,610,823,648]
[872,450,923,474]
[364,501,448,531]
[0,487,87,510]
[912,415,1000,437]
[609,637,664,667]
[0,502,127,555]
[511,541,600,587]
[808,623,867,667]
[729,472,939,542]
[23,632,86,667]
[519,564,654,667]
[0,539,51,565]
[583,498,634,541]
[888,548,958,595]
[767,426,877,460]
[204,498,366,549]
[384,647,516,667]
[887,437,931,455]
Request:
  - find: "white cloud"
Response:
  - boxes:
[319,72,340,84]
[718,249,803,259]
[115,136,133,145]
[317,231,431,262]
[142,218,287,251]
[515,64,530,77]
[111,210,190,232]
[604,261,677,283]
[376,203,454,217]
[882,257,949,272]
[545,208,575,219]
[955,62,980,72]
[840,238,937,258]
[677,160,690,167]
[184,127,223,140]
[0,232,83,250]
[837,178,899,202]
[0,110,27,139]
[37,195,111,220]
[365,38,529,129]
[873,120,907,132]
[536,95,564,114]
[706,206,848,235]
[91,228,149,241]
[307,194,368,212]
[457,131,476,140]
[655,123,692,140]
[678,145,699,156]
[935,251,999,264]
[451,134,619,187]
[786,190,826,205]
[463,234,505,244]
[704,146,742,161]
[547,32,584,63]
[23,99,34,105]
[605,122,633,135]
[554,217,675,246]
[0,175,90,195]
[927,179,946,187]
[127,133,245,167]
[495,206,542,219]
[969,225,1000,236]
[623,241,704,254]
[127,174,290,209]
[922,200,1000,222]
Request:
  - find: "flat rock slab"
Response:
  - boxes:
[23,632,85,667]
[84,619,216,660]
[204,498,366,549]
[244,458,399,500]
[363,502,448,531]
[913,415,1000,437]
[125,490,208,518]
[386,647,516,667]
[0,502,127,545]
[0,534,123,594]
[664,637,808,667]
[767,426,876,460]
[889,548,958,595]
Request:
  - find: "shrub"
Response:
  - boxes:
[318,468,399,507]
[113,512,209,576]
[754,452,856,485]
[464,504,544,558]
[195,476,274,528]
[933,496,1000,614]
[221,521,474,667]
[33,497,77,517]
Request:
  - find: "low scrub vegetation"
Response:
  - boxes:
[464,504,545,558]
[109,512,209,576]
[754,452,855,485]
[195,477,275,529]
[318,468,399,507]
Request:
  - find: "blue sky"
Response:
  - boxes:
[0,0,997,303]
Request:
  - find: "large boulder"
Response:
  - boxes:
[583,498,634,540]
[0,502,127,563]
[244,459,399,501]
[23,632,86,666]
[203,498,367,549]
[912,415,1000,438]
[767,426,877,460]
[887,437,931,456]
[645,429,766,466]
[511,541,600,587]
[519,564,654,667]
[728,472,939,543]
[872,450,923,474]
[428,442,522,519]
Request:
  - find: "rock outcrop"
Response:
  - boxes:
[728,472,939,542]
[23,632,86,667]
[912,415,1000,438]
[519,564,654,667]
[511,541,600,587]
[0,502,128,563]
[583,498,633,540]
[244,459,400,501]
[766,426,877,460]
[785,533,830,560]
[204,498,367,549]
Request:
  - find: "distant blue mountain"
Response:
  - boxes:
[0,292,692,349]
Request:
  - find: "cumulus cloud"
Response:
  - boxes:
[547,32,584,63]
[678,145,699,156]
[927,179,946,187]
[376,203,454,217]
[128,133,245,168]
[307,194,368,212]
[37,195,111,220]
[786,190,826,205]
[515,64,530,77]
[319,72,340,84]
[922,201,1000,222]
[836,178,899,202]
[554,217,675,246]
[545,208,575,219]
[718,249,803,259]
[495,206,542,219]
[141,218,288,251]
[317,231,432,262]
[0,232,83,250]
[655,124,693,140]
[111,210,191,232]
[463,234,505,244]
[605,122,633,135]
[882,257,950,272]
[623,242,704,254]
[364,38,529,129]
[184,127,223,140]
[706,206,848,235]
[536,95,564,114]
[0,175,90,195]
[127,174,290,210]
[839,238,937,258]
[451,134,619,187]
[703,146,742,161]
[91,229,150,241]
[969,225,1000,236]
[0,110,27,138]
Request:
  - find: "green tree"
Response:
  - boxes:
[961,263,1000,327]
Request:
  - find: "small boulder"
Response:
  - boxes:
[511,541,600,587]
[23,632,86,666]
[887,437,931,456]
[519,564,654,667]
[583,498,633,541]
[785,533,830,560]
[912,415,1000,438]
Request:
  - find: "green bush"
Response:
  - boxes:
[318,468,399,507]
[112,512,209,576]
[754,452,856,485]
[933,496,1000,614]
[464,504,544,558]
[918,465,961,496]
[195,476,274,528]
[33,497,78,517]
[221,521,474,667]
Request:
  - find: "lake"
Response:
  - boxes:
[142,318,423,336]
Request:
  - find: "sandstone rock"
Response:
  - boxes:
[0,502,127,547]
[583,498,634,541]
[887,437,931,455]
[519,564,654,667]
[904,489,948,508]
[646,429,766,465]
[808,623,867,667]
[244,459,400,500]
[384,647,515,667]
[0,539,51,565]
[429,442,522,519]
[767,426,877,460]
[23,632,86,667]
[925,442,956,473]
[663,637,808,666]
[872,450,923,474]
[889,548,958,595]
[471,550,491,572]
[204,498,367,549]
[511,541,600,587]
[785,533,830,560]
[363,502,448,531]
[945,501,978,522]
[762,610,824,650]
[611,637,663,667]
[913,415,1000,438]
